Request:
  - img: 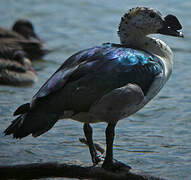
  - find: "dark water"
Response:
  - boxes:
[0,0,191,179]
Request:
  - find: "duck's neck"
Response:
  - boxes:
[118,29,174,80]
[119,31,172,58]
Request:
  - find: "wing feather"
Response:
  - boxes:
[32,43,162,103]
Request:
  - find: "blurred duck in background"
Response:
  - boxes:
[0,19,48,60]
[0,42,37,86]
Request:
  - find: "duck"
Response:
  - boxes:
[0,50,38,86]
[0,19,41,41]
[4,7,183,171]
[0,19,48,60]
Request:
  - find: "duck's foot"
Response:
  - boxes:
[102,159,131,172]
[79,138,105,154]
[92,154,105,166]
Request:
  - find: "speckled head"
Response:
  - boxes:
[118,7,183,45]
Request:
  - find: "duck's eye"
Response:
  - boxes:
[149,12,155,18]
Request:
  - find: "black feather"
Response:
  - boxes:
[13,103,30,116]
[4,112,59,139]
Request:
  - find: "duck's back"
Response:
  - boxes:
[0,27,24,40]
[31,43,163,114]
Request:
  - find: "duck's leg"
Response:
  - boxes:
[102,122,131,171]
[83,123,103,165]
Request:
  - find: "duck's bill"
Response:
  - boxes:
[158,27,184,38]
[158,14,184,38]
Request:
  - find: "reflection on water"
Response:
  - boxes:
[0,0,191,179]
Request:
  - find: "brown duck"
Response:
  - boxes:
[0,49,37,86]
[0,19,48,60]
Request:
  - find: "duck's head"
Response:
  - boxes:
[118,7,183,44]
[12,19,41,42]
[12,51,35,72]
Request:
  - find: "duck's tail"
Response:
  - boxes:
[4,104,59,139]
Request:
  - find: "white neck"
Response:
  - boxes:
[119,30,171,56]
[118,27,174,81]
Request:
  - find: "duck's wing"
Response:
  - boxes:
[32,43,163,104]
[0,39,23,60]
[17,40,47,60]
[32,44,110,100]
[0,27,24,40]
[0,37,47,60]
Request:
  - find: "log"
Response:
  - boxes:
[0,162,166,180]
[0,139,166,179]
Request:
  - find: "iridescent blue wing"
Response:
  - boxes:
[33,43,162,101]
[32,45,104,100]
